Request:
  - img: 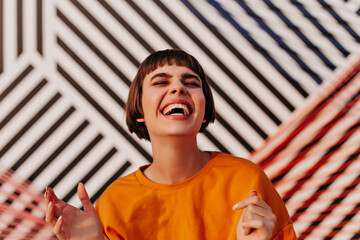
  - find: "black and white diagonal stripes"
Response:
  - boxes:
[1,1,359,239]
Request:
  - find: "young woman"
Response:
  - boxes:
[44,49,296,240]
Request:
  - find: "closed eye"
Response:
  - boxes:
[152,81,168,86]
[185,82,201,87]
[182,73,201,87]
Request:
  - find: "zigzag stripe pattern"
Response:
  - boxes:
[0,0,359,239]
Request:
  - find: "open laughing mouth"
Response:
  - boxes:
[161,103,192,116]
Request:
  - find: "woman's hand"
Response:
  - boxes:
[44,183,104,240]
[233,191,276,240]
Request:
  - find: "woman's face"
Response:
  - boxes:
[140,64,206,140]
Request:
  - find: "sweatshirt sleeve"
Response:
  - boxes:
[255,164,297,240]
[95,188,126,240]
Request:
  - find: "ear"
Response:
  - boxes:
[136,118,145,123]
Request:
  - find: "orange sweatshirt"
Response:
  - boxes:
[95,152,296,239]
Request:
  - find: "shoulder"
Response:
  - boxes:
[209,151,272,189]
[94,170,144,237]
[95,171,139,207]
[210,151,264,175]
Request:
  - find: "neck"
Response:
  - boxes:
[144,135,210,184]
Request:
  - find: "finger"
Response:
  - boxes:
[233,190,271,236]
[249,190,257,197]
[44,188,49,206]
[243,217,275,236]
[77,182,95,213]
[244,226,251,236]
[242,202,276,236]
[243,204,275,220]
[44,187,55,206]
[242,208,252,236]
[233,194,271,211]
[46,187,66,219]
[233,190,257,210]
[46,187,59,204]
[242,205,275,234]
[45,201,57,226]
[233,197,269,210]
[243,191,257,236]
[53,215,65,240]
[242,204,258,236]
[234,191,258,235]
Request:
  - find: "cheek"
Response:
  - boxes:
[141,89,161,116]
[141,94,152,116]
[194,91,206,114]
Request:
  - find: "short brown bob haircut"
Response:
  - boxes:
[126,49,216,141]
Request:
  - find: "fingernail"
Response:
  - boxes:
[250,190,257,195]
[232,203,239,210]
[48,201,52,208]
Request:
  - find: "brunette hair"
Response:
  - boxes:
[126,49,216,140]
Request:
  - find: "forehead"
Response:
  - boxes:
[145,64,199,81]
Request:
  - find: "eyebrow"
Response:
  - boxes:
[150,72,200,81]
[182,73,200,82]
[150,73,172,81]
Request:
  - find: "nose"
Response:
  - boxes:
[170,83,187,95]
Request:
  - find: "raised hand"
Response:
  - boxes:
[233,191,276,240]
[44,183,104,240]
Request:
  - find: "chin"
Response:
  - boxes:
[159,127,200,138]
[166,130,197,137]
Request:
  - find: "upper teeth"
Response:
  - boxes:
[162,104,190,116]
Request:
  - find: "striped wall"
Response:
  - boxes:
[0,0,359,239]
